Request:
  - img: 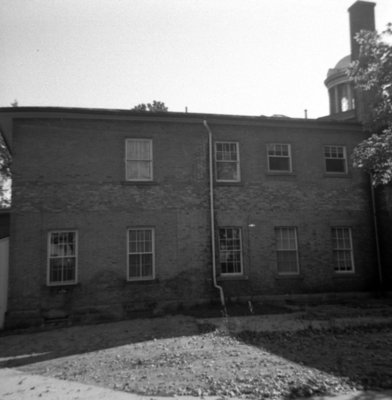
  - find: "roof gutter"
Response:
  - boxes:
[203,120,226,309]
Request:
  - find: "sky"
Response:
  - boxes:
[0,0,391,119]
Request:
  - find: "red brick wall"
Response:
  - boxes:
[6,115,377,327]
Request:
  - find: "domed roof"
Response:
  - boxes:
[335,55,351,69]
[326,54,351,79]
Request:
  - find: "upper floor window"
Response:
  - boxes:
[215,142,240,182]
[331,227,354,273]
[267,143,292,172]
[275,227,299,275]
[47,231,78,285]
[218,227,243,275]
[127,228,155,281]
[324,145,347,174]
[125,139,153,181]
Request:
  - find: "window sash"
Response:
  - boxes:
[127,228,155,280]
[332,227,354,272]
[47,231,78,285]
[324,146,347,173]
[275,227,299,274]
[125,139,153,181]
[215,142,240,182]
[267,144,292,172]
[218,228,243,275]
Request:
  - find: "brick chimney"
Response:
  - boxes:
[348,1,376,61]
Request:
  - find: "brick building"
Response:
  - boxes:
[0,109,379,327]
[0,0,387,328]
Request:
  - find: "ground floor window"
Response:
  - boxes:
[275,227,299,274]
[331,227,355,272]
[218,227,243,275]
[127,228,155,280]
[47,231,77,285]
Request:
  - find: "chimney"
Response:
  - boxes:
[348,1,376,61]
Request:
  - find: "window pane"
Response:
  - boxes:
[326,159,346,173]
[332,227,354,272]
[126,140,152,180]
[141,254,153,277]
[50,258,63,282]
[217,162,239,181]
[268,144,289,156]
[216,143,238,161]
[128,254,141,278]
[48,231,77,284]
[128,229,154,279]
[126,161,152,180]
[63,258,76,281]
[126,140,151,160]
[269,157,290,171]
[219,228,242,275]
[216,142,239,181]
[325,146,346,173]
[275,227,299,274]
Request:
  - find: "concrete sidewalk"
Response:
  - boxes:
[0,368,177,400]
[1,368,392,400]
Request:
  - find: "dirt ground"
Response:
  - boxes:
[1,298,392,399]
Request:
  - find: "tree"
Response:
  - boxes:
[349,24,392,186]
[131,100,168,112]
[0,135,11,207]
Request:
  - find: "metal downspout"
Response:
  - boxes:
[203,120,226,308]
[370,174,383,289]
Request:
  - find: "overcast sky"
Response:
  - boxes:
[1,0,391,118]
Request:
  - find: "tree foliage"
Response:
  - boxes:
[352,131,392,186]
[131,100,168,112]
[349,24,392,186]
[0,135,11,207]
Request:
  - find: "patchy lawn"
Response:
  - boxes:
[1,301,392,399]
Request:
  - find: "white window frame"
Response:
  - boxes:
[267,143,292,172]
[324,145,347,174]
[47,230,78,286]
[127,228,155,281]
[215,141,241,182]
[331,227,355,273]
[275,227,300,275]
[218,227,243,276]
[125,139,153,181]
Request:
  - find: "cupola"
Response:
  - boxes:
[324,1,375,121]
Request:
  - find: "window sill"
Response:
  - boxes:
[217,275,248,281]
[125,278,160,285]
[215,181,243,186]
[332,272,356,278]
[122,181,158,186]
[275,274,303,280]
[323,173,350,178]
[266,172,296,177]
[45,283,80,293]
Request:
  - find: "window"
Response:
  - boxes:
[127,228,155,280]
[218,228,243,275]
[267,144,292,172]
[275,227,299,274]
[324,145,347,173]
[47,231,77,285]
[215,142,240,182]
[331,227,355,273]
[125,139,153,181]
